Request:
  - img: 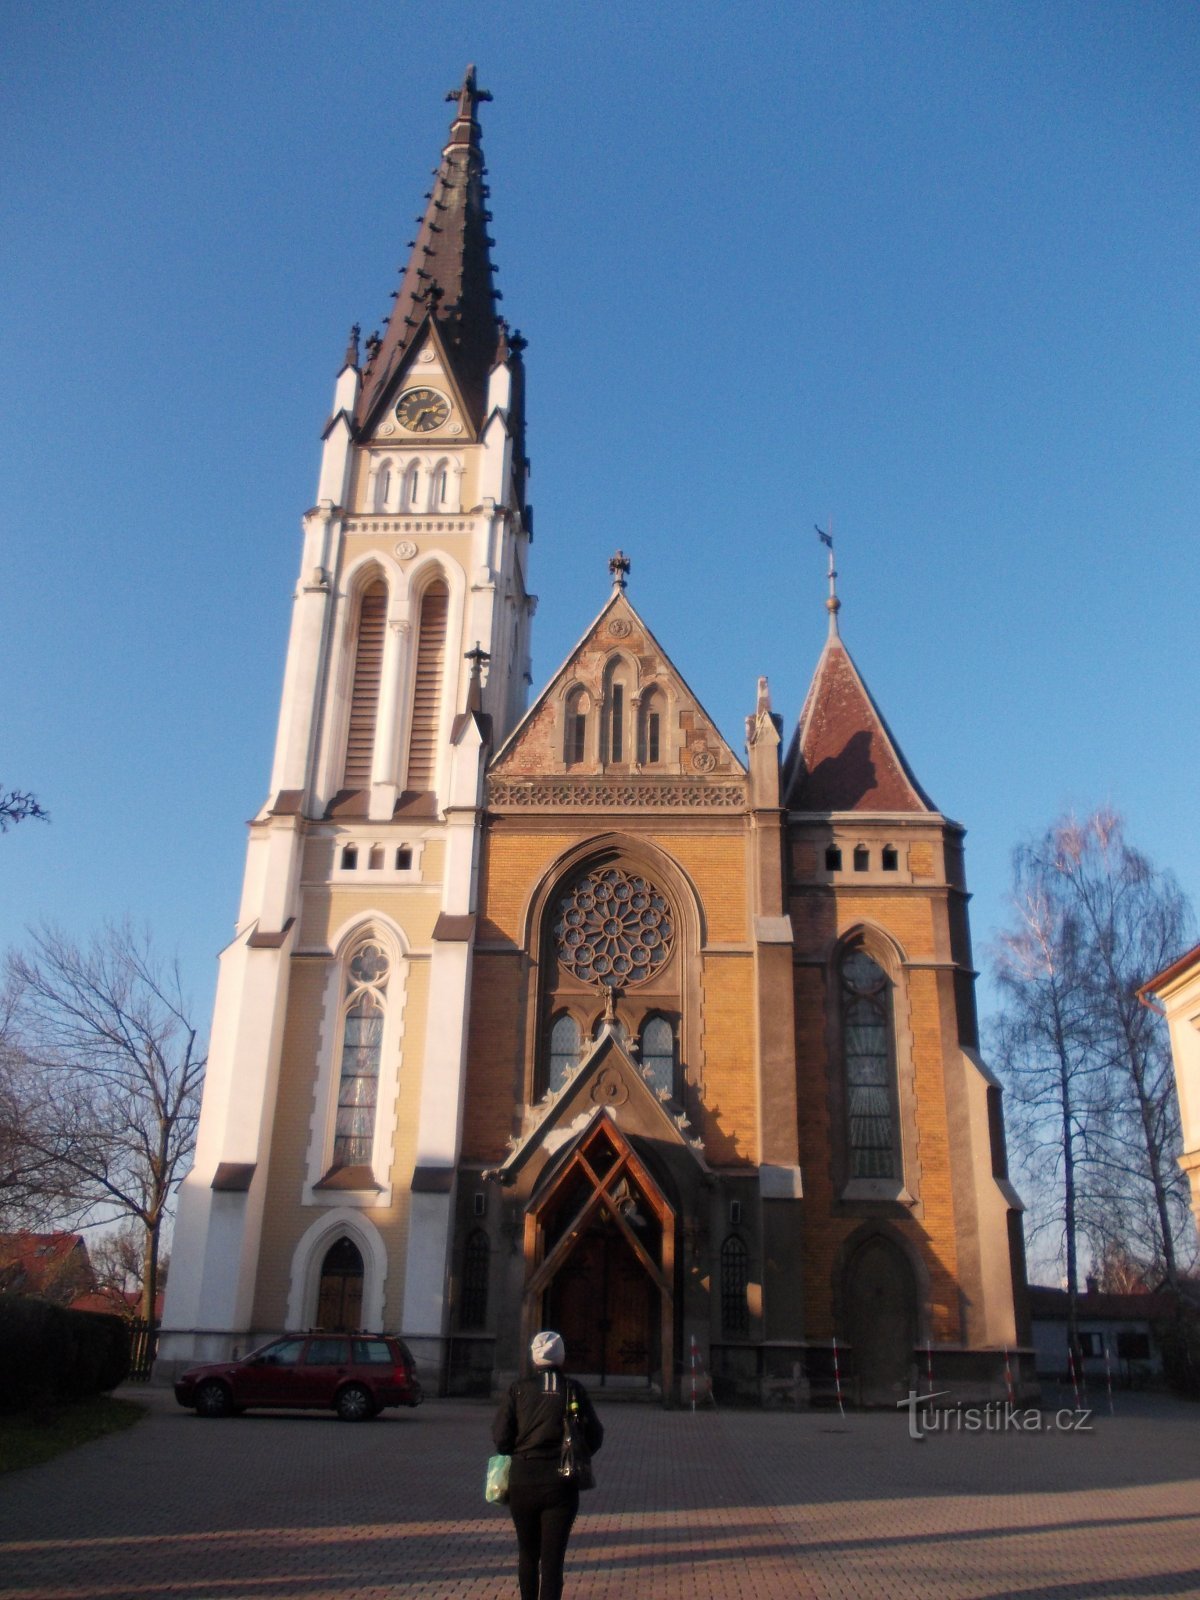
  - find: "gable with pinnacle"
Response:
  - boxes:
[488,590,747,811]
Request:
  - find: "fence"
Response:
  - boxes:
[127,1319,159,1382]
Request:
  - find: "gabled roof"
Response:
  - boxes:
[490,584,745,782]
[497,1024,709,1182]
[0,1232,95,1306]
[783,625,934,813]
[355,65,513,438]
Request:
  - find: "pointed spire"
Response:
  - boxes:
[341,323,361,373]
[609,550,631,591]
[784,604,935,814]
[355,66,504,433]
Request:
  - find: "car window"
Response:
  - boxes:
[259,1338,306,1366]
[305,1338,350,1365]
[352,1338,394,1365]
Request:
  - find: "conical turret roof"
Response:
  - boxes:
[783,628,935,813]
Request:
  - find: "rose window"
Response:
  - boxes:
[552,866,674,988]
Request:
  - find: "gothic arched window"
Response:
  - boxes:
[402,462,421,511]
[343,578,387,789]
[720,1235,749,1336]
[460,1229,490,1329]
[841,947,898,1179]
[603,659,630,765]
[547,1012,581,1095]
[375,462,393,512]
[564,688,588,765]
[407,579,449,790]
[332,941,390,1171]
[638,689,665,766]
[640,1015,675,1098]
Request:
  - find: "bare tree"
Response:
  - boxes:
[4,923,206,1321]
[991,847,1105,1358]
[91,1219,169,1309]
[1045,811,1194,1289]
[0,788,48,833]
[0,996,70,1230]
[991,810,1196,1315]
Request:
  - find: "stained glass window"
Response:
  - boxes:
[841,949,896,1178]
[547,1013,581,1094]
[552,866,674,988]
[333,942,389,1169]
[640,1015,675,1097]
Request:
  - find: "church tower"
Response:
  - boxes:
[160,69,531,1374]
[162,68,1027,1404]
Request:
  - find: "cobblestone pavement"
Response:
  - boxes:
[1,1386,1197,1600]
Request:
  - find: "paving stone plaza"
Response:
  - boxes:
[1,1387,1197,1600]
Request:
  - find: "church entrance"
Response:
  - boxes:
[316,1236,364,1332]
[523,1114,674,1392]
[843,1234,917,1406]
[549,1214,657,1382]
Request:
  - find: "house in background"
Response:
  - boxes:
[0,1232,96,1308]
[1138,942,1200,1246]
[1028,1283,1173,1385]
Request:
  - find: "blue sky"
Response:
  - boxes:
[4,0,1197,1066]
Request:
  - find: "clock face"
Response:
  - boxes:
[395,387,451,433]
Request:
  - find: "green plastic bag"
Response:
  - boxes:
[485,1453,511,1505]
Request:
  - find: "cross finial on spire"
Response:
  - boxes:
[609,549,631,591]
[816,524,840,637]
[342,323,361,372]
[445,64,492,148]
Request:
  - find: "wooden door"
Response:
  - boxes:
[844,1236,916,1405]
[552,1217,655,1383]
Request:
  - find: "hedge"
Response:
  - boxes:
[0,1296,130,1414]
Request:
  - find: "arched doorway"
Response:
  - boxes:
[843,1234,917,1405]
[549,1211,657,1381]
[524,1114,674,1390]
[317,1236,364,1331]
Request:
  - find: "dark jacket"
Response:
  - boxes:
[492,1369,604,1487]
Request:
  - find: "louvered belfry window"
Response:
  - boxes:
[343,580,387,789]
[407,580,449,790]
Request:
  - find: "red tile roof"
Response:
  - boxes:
[784,634,934,812]
[0,1232,96,1305]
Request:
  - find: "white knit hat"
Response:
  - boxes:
[531,1330,565,1368]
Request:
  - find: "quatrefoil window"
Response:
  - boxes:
[552,867,675,988]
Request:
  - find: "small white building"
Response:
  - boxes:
[1028,1286,1170,1383]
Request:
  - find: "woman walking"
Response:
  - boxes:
[492,1331,604,1600]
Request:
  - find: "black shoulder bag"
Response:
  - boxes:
[558,1381,596,1490]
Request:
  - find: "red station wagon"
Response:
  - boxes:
[174,1333,423,1421]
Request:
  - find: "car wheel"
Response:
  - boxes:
[336,1383,374,1422]
[195,1380,233,1418]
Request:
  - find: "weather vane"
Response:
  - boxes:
[816,522,840,635]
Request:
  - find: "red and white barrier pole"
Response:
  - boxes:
[1003,1346,1016,1406]
[1067,1342,1080,1409]
[832,1334,846,1418]
[926,1339,935,1396]
[1103,1337,1115,1415]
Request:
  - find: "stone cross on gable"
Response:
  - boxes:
[608,550,631,591]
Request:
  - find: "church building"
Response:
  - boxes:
[160,69,1029,1405]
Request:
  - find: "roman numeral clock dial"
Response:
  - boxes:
[395,387,451,432]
